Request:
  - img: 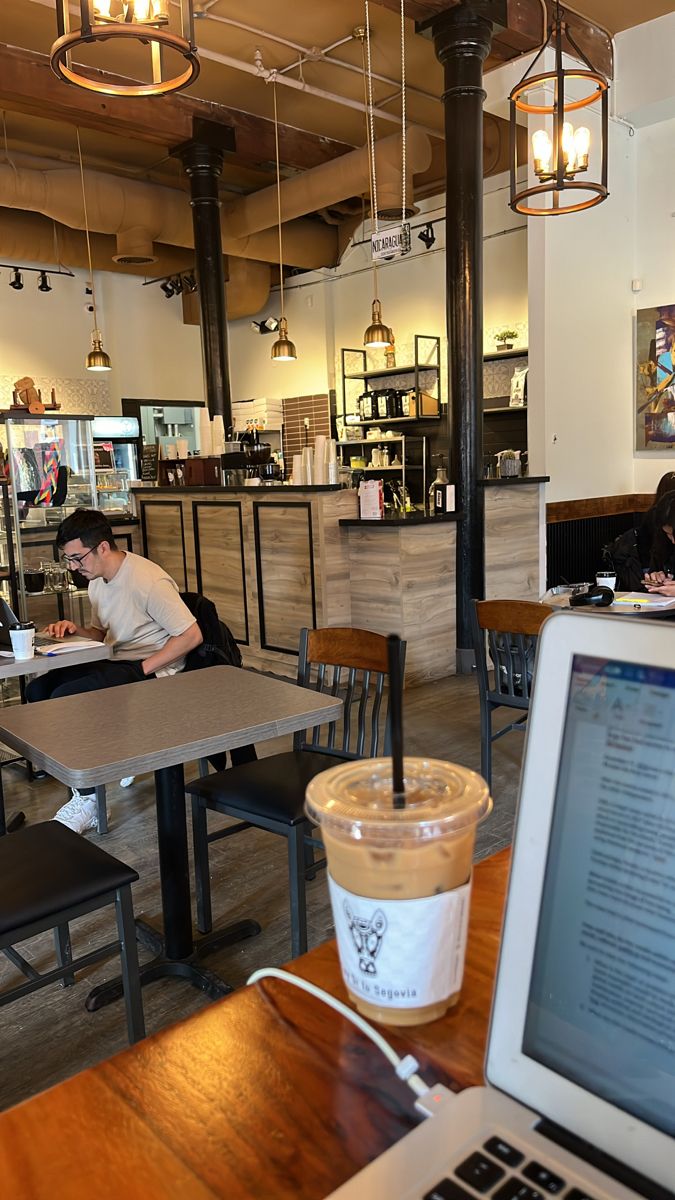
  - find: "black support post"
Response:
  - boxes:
[427,4,494,672]
[179,141,232,427]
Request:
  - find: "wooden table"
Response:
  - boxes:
[0,850,509,1200]
[0,641,111,836]
[0,667,342,1001]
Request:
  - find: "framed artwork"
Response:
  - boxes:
[636,305,675,450]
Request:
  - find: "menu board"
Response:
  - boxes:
[141,443,159,483]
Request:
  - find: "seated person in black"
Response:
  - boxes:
[638,470,675,572]
[644,492,675,593]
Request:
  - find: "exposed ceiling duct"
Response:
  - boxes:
[0,156,338,271]
[223,127,432,238]
[0,209,272,319]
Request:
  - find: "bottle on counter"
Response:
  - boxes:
[428,454,456,516]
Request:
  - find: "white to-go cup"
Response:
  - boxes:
[596,570,617,592]
[10,622,35,660]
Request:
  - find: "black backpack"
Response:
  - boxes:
[180,591,242,671]
[601,529,644,592]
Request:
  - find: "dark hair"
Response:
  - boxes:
[655,471,675,504]
[55,508,116,551]
[650,492,675,570]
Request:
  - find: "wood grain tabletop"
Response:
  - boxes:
[0,666,343,787]
[0,850,509,1200]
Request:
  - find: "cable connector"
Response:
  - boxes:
[414,1083,456,1119]
[395,1054,420,1082]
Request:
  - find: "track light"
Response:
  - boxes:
[9,268,23,291]
[172,275,184,295]
[183,274,197,293]
[38,270,52,293]
[160,280,175,298]
[263,317,279,332]
[418,223,435,250]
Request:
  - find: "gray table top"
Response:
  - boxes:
[0,666,343,788]
[0,642,110,680]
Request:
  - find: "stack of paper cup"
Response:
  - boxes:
[324,438,338,485]
[292,453,304,485]
[212,415,226,455]
[301,447,314,485]
[199,408,213,456]
[314,436,327,485]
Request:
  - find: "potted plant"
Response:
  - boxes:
[495,328,519,352]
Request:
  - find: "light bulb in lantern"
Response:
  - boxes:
[151,0,169,20]
[93,0,113,17]
[573,126,591,171]
[532,129,553,178]
[562,122,577,173]
[132,0,152,21]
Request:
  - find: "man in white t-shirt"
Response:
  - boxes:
[26,508,202,834]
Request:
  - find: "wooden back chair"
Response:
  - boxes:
[471,599,554,790]
[186,627,405,959]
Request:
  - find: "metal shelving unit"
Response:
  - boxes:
[341,334,442,425]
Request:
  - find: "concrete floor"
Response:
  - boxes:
[0,672,524,1112]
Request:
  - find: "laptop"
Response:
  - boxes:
[0,597,90,651]
[327,611,675,1200]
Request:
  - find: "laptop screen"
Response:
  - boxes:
[523,653,675,1137]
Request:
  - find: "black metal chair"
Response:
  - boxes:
[187,626,405,959]
[0,820,145,1043]
[471,599,553,790]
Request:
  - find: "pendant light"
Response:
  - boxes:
[270,80,297,363]
[76,129,111,373]
[509,2,609,216]
[51,1,199,98]
[360,5,395,351]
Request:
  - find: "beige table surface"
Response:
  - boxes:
[0,641,110,680]
[0,665,343,789]
[547,590,675,617]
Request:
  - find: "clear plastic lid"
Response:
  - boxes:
[305,756,491,842]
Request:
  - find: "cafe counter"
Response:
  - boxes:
[132,479,546,686]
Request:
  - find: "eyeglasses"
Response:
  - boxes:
[60,544,100,567]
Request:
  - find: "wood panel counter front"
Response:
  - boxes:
[0,850,509,1200]
[132,485,358,679]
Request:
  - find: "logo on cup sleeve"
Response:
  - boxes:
[344,901,387,975]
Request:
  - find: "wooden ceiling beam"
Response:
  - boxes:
[0,43,356,171]
[373,0,613,79]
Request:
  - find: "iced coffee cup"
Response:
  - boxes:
[306,757,491,1027]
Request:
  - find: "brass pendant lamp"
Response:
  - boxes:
[51,0,200,98]
[270,81,297,363]
[76,130,112,373]
[509,2,609,216]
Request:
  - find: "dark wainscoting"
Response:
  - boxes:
[545,494,652,587]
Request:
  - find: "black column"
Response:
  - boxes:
[180,141,231,427]
[428,5,493,671]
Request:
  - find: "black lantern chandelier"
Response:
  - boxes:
[509,3,609,216]
[51,1,200,98]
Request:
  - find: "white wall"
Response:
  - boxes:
[0,262,204,412]
[631,116,675,492]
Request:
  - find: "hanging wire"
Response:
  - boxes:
[75,127,100,333]
[360,20,379,300]
[400,0,407,224]
[364,0,379,234]
[272,77,286,321]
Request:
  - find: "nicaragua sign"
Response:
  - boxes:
[371,222,411,262]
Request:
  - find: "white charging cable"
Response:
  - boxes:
[247,966,432,1099]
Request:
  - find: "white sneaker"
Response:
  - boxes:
[53,790,98,835]
[119,776,135,788]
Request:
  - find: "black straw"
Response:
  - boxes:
[387,633,406,810]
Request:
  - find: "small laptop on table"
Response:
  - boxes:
[328,611,675,1200]
[0,597,97,652]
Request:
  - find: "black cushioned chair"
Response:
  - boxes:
[0,820,145,1043]
[187,626,405,958]
[471,599,553,790]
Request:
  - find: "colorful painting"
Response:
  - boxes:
[636,305,675,450]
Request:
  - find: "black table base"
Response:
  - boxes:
[86,762,261,1013]
[85,914,261,1009]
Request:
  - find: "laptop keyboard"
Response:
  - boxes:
[423,1138,597,1200]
